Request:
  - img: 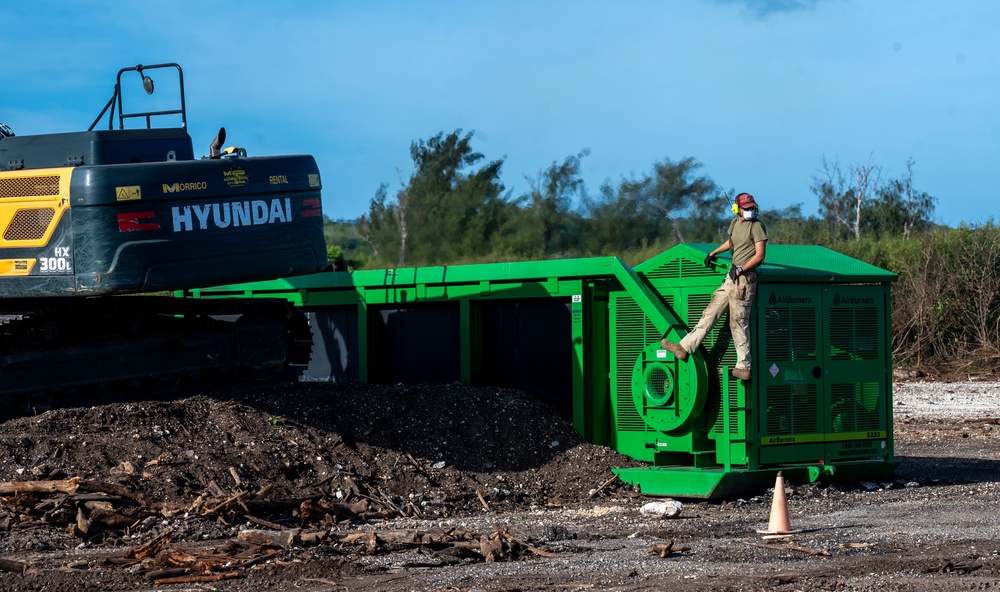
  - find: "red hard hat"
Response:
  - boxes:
[735,192,758,209]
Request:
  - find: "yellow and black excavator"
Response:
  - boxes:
[0,63,327,408]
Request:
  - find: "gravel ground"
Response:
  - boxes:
[893,380,1000,419]
[0,379,997,591]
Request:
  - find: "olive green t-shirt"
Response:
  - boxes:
[727,217,768,267]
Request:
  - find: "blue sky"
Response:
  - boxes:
[1,1,995,227]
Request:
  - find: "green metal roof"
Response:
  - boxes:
[637,244,897,283]
[191,243,895,300]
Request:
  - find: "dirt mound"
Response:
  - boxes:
[0,382,639,516]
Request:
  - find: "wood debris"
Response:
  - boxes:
[0,558,34,575]
[125,526,174,560]
[646,540,690,558]
[0,474,410,541]
[587,475,619,499]
[0,475,560,580]
[923,560,982,574]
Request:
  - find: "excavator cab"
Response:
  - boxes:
[0,63,327,297]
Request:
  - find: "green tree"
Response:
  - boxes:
[862,158,937,239]
[765,203,829,245]
[360,130,506,266]
[358,183,396,263]
[498,151,588,258]
[680,190,730,244]
[582,157,722,253]
[323,217,371,270]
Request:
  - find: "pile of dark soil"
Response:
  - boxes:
[0,383,639,516]
[0,382,640,548]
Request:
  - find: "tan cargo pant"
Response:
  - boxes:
[677,271,757,371]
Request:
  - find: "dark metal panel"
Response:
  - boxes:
[0,129,195,170]
[478,299,573,420]
[372,303,461,385]
[303,307,359,382]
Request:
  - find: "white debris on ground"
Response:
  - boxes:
[893,381,1000,420]
[639,500,683,518]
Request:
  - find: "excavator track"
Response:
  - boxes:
[0,296,311,415]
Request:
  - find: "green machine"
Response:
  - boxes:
[185,244,899,498]
[612,244,898,497]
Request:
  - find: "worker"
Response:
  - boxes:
[660,192,768,380]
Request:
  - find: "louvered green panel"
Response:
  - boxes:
[829,306,880,360]
[823,285,890,461]
[758,285,825,464]
[642,257,719,281]
[682,290,753,469]
[829,382,882,432]
[715,375,750,467]
[610,295,654,434]
[610,286,721,465]
[765,308,819,362]
[764,384,820,434]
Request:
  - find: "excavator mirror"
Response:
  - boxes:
[142,75,155,95]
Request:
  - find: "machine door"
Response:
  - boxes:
[756,283,892,466]
[757,284,825,464]
[822,284,891,461]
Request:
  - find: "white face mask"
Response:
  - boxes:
[742,208,756,220]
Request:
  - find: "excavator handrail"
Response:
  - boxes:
[89,63,187,131]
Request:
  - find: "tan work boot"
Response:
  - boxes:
[660,339,689,361]
[731,367,751,380]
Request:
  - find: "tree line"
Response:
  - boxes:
[323,129,991,375]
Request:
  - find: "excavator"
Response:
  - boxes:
[0,63,327,409]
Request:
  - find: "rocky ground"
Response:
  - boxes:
[0,378,996,591]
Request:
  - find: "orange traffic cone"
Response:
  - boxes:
[756,471,801,535]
